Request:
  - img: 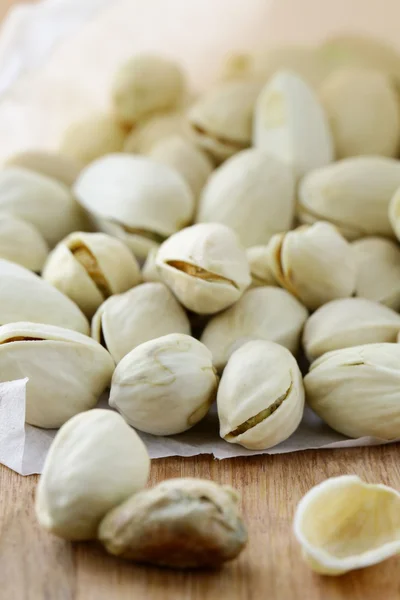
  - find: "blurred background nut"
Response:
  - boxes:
[0,215,48,272]
[5,150,82,187]
[92,282,191,363]
[197,149,295,248]
[303,297,400,361]
[98,478,247,568]
[109,333,218,436]
[156,223,251,314]
[218,340,304,449]
[42,232,141,319]
[123,110,189,154]
[201,287,308,372]
[246,246,278,288]
[36,409,150,541]
[388,186,400,241]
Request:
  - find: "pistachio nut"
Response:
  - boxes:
[320,68,400,159]
[303,298,400,361]
[0,215,48,272]
[141,248,162,283]
[304,343,400,439]
[294,475,400,576]
[0,259,89,334]
[389,186,400,241]
[188,80,261,162]
[36,409,150,540]
[112,54,185,126]
[124,110,189,154]
[156,223,251,314]
[6,150,82,187]
[98,478,247,568]
[0,167,86,247]
[200,286,308,372]
[109,333,217,435]
[74,154,194,259]
[266,222,356,310]
[0,322,114,428]
[42,232,141,319]
[218,340,304,449]
[253,71,334,179]
[197,148,295,247]
[246,246,277,288]
[298,156,400,240]
[92,282,191,363]
[352,237,400,310]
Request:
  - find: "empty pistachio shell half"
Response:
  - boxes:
[266,222,356,310]
[246,246,278,288]
[42,232,141,319]
[109,333,217,436]
[0,322,114,428]
[92,283,191,363]
[294,475,400,575]
[36,409,150,540]
[98,478,247,568]
[74,154,194,260]
[303,298,400,361]
[0,259,89,334]
[197,148,295,247]
[6,151,82,187]
[298,156,400,240]
[304,343,400,439]
[218,340,304,449]
[156,223,251,314]
[201,287,308,372]
[124,110,189,154]
[253,71,333,179]
[0,215,48,272]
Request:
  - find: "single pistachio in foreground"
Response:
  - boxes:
[0,215,48,272]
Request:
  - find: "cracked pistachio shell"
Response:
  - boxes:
[253,71,334,179]
[353,237,400,310]
[188,81,261,162]
[197,149,295,248]
[124,110,189,154]
[298,156,400,240]
[142,248,162,283]
[0,167,86,247]
[6,151,82,187]
[303,298,400,361]
[60,114,127,166]
[304,343,400,439]
[36,409,150,540]
[218,340,304,449]
[201,287,308,372]
[0,259,89,334]
[74,154,194,260]
[0,323,114,428]
[320,68,400,159]
[99,478,247,568]
[112,55,185,126]
[42,232,141,319]
[294,475,400,575]
[109,333,218,436]
[0,215,48,272]
[156,223,251,314]
[92,283,191,363]
[266,222,356,311]
[246,246,278,288]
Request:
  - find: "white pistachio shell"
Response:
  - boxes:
[156,223,251,314]
[298,156,400,240]
[74,154,194,260]
[253,70,334,179]
[92,282,191,363]
[0,322,114,428]
[124,110,189,154]
[0,167,86,247]
[246,246,278,288]
[141,247,162,283]
[353,237,400,310]
[42,232,141,319]
[294,475,400,575]
[304,343,400,439]
[36,409,150,540]
[6,151,82,187]
[218,340,304,449]
[201,287,308,372]
[0,259,89,334]
[388,186,400,242]
[197,149,295,247]
[266,222,356,310]
[109,333,218,436]
[303,298,400,361]
[0,215,48,272]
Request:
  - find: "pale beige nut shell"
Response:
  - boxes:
[246,246,278,288]
[6,151,82,187]
[141,247,162,283]
[0,215,48,272]
[124,110,189,154]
